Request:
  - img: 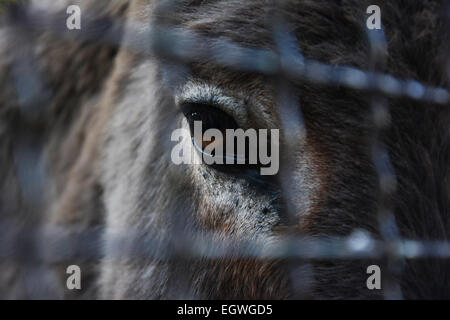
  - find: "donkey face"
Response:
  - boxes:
[98,0,449,299]
[98,0,372,299]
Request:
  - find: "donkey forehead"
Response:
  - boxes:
[149,0,368,102]
[151,0,367,59]
[153,0,276,47]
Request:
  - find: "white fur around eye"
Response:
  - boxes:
[175,81,248,125]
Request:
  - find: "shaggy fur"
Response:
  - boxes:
[0,0,449,299]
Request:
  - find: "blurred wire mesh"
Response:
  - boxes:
[0,1,449,300]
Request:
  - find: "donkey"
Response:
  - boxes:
[0,0,449,299]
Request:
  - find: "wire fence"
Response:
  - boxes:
[1,1,450,299]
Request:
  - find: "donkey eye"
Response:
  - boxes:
[180,103,262,174]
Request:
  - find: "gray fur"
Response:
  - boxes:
[0,0,448,299]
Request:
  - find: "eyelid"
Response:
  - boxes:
[175,81,248,126]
